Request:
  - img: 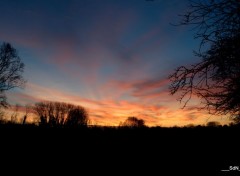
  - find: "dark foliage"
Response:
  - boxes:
[65,106,89,127]
[206,121,221,127]
[120,116,146,128]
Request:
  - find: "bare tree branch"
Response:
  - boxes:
[169,0,240,117]
[0,43,26,107]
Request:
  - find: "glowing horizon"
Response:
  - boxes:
[6,82,230,127]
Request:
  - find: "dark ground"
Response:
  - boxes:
[0,124,239,175]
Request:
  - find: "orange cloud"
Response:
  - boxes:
[7,82,231,127]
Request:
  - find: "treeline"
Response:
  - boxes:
[0,100,148,128]
[1,101,89,127]
[0,100,240,128]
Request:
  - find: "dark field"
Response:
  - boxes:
[1,124,239,175]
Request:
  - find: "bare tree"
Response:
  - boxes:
[34,101,48,126]
[10,104,19,123]
[33,101,88,127]
[22,104,31,125]
[34,101,64,126]
[0,42,26,107]
[120,117,146,128]
[0,110,5,124]
[177,0,240,48]
[169,0,240,117]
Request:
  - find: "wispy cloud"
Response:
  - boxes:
[0,0,231,126]
[7,81,230,126]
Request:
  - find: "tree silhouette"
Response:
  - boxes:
[33,102,48,126]
[10,104,19,123]
[22,104,31,125]
[120,117,146,128]
[33,101,89,127]
[0,110,5,124]
[34,101,71,126]
[0,43,25,107]
[65,106,89,127]
[169,0,240,117]
[206,121,221,127]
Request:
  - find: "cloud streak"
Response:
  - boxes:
[0,0,231,126]
[7,82,230,126]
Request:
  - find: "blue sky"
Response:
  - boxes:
[0,0,229,126]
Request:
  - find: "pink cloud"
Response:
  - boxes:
[6,82,166,126]
[7,82,231,127]
[132,79,170,98]
[103,77,172,102]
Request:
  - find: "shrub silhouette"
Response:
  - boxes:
[120,117,146,128]
[206,121,221,127]
[65,106,89,127]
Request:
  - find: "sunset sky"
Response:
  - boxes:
[0,0,230,126]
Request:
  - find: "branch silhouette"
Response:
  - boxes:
[169,0,240,119]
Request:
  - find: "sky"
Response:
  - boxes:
[0,0,230,126]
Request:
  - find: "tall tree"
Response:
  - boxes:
[0,42,25,107]
[169,0,240,117]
